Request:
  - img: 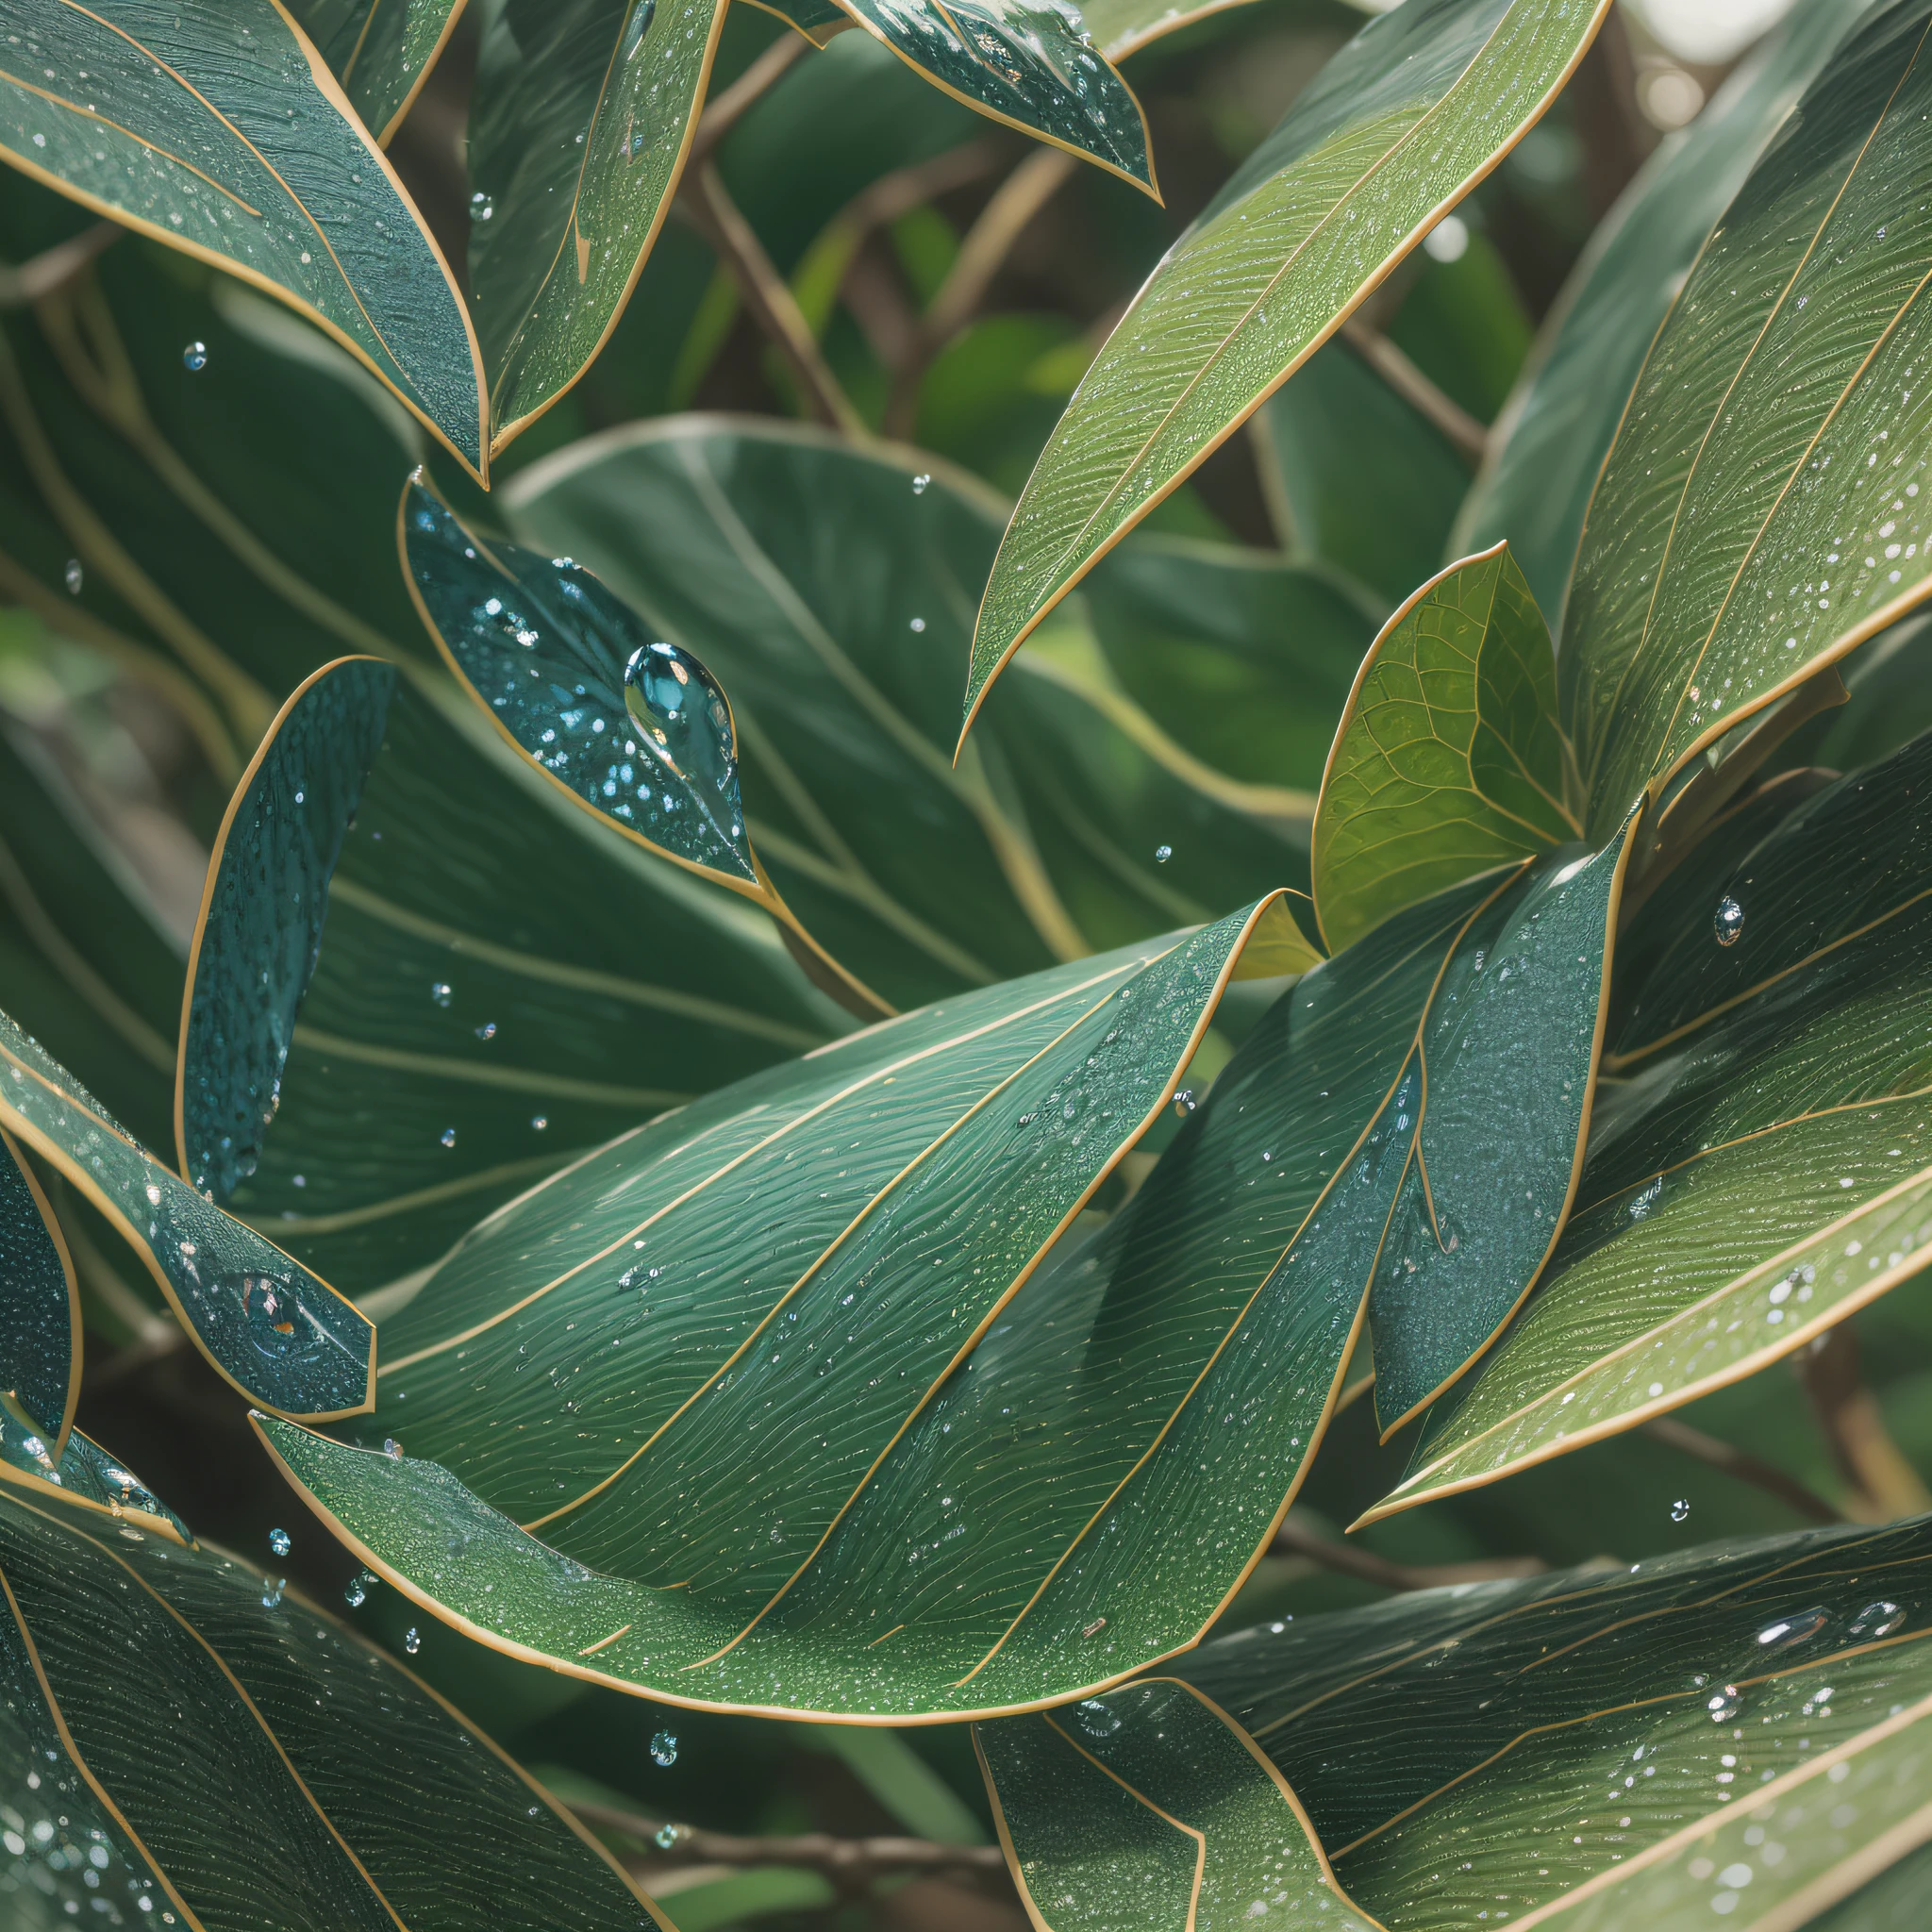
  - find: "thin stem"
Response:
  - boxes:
[1641,1415,1845,1525]
[1793,1324,1932,1521]
[1340,316,1488,462]
[0,223,118,309]
[1272,1519,1546,1591]
[688,34,809,169]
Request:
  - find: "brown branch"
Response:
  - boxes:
[572,1799,1008,1890]
[688,34,809,169]
[1272,1520,1546,1591]
[0,223,119,309]
[1641,1415,1845,1525]
[1340,316,1488,462]
[1794,1325,1932,1522]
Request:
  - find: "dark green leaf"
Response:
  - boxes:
[0,1132,75,1455]
[0,0,486,476]
[1374,725,1932,1520]
[744,0,849,48]
[1562,0,1932,843]
[286,0,468,145]
[1311,541,1578,956]
[961,0,1611,731]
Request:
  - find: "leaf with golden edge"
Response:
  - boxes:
[286,0,470,144]
[0,1132,77,1459]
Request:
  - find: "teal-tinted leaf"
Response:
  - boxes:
[1563,0,1932,843]
[178,656,838,1289]
[0,1479,665,1930]
[0,1414,189,1539]
[468,0,731,456]
[1312,541,1578,956]
[974,1679,1377,1932]
[745,0,850,47]
[1080,535,1376,794]
[254,895,1307,1719]
[1259,337,1473,608]
[286,0,469,144]
[829,0,1155,192]
[1373,725,1932,1520]
[0,1132,75,1455]
[0,0,486,477]
[504,420,1310,1011]
[1008,1515,1932,1929]
[961,0,1611,730]
[0,1006,373,1420]
[1454,0,1874,623]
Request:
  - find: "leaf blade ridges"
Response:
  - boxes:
[286,0,469,144]
[0,1132,77,1457]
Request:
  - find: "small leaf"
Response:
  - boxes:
[286,0,468,144]
[961,0,1611,733]
[0,0,486,476]
[1312,541,1577,956]
[0,1131,76,1455]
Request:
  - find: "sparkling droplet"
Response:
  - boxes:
[1174,1089,1196,1118]
[1714,896,1744,946]
[182,341,208,372]
[383,1438,402,1459]
[1849,1600,1907,1640]
[62,558,82,595]
[469,191,494,223]
[1707,1685,1742,1722]
[1756,1607,1828,1652]
[404,1626,422,1655]
[440,1127,457,1148]
[1155,844,1173,863]
[908,617,926,633]
[344,1573,370,1608]
[622,0,657,58]
[650,1729,678,1766]
[911,473,930,494]
[260,1576,284,1608]
[1074,1698,1121,1738]
[654,1824,680,1850]
[475,1021,497,1040]
[269,1526,291,1556]
[1670,1499,1690,1524]
[531,1115,548,1131]
[623,641,749,863]
[430,981,453,1008]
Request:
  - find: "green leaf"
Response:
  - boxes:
[0,1003,375,1421]
[0,1474,664,1929]
[828,0,1155,192]
[1080,535,1377,793]
[1371,724,1932,1522]
[1311,541,1578,956]
[0,1131,76,1455]
[179,655,839,1289]
[960,0,1611,732]
[1258,338,1473,608]
[286,0,469,145]
[1453,0,1874,623]
[468,0,731,457]
[984,1514,1932,1929]
[1562,0,1932,844]
[253,894,1307,1720]
[974,1678,1377,1932]
[0,0,487,478]
[744,0,849,49]
[1078,0,1268,62]
[503,420,1311,1012]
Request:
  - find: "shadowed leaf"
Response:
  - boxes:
[287,0,469,144]
[0,1133,75,1456]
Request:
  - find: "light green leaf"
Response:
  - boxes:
[1079,0,1267,62]
[744,0,850,48]
[504,419,1311,1012]
[254,894,1307,1720]
[1453,0,1875,624]
[0,1472,665,1930]
[0,0,486,478]
[1311,541,1578,956]
[828,0,1155,192]
[1370,724,1932,1523]
[974,1678,1377,1932]
[0,1002,375,1421]
[179,654,840,1290]
[1562,0,1932,844]
[468,0,731,457]
[992,1515,1932,1929]
[286,0,469,145]
[0,1130,76,1456]
[960,0,1611,732]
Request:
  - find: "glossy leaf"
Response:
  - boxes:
[830,0,1155,192]
[468,0,731,456]
[257,899,1308,1720]
[961,0,1611,732]
[287,0,469,144]
[986,1515,1932,1929]
[1079,0,1267,61]
[0,1133,75,1456]
[0,1004,374,1421]
[1562,0,1932,843]
[0,1474,664,1929]
[974,1678,1377,1932]
[179,655,839,1289]
[1454,0,1874,624]
[1372,725,1932,1523]
[1312,541,1577,956]
[504,419,1312,1012]
[0,0,486,477]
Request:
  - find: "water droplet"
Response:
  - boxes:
[1849,1600,1907,1640]
[911,473,931,494]
[440,1127,457,1148]
[1074,1698,1121,1738]
[475,1022,497,1040]
[1671,1499,1690,1523]
[182,341,207,372]
[62,558,82,595]
[623,642,749,862]
[908,617,926,633]
[269,1527,291,1556]
[1714,896,1744,946]
[1707,1685,1742,1722]
[219,1270,321,1364]
[404,1626,422,1655]
[469,191,494,223]
[654,1824,680,1849]
[344,1573,370,1608]
[260,1576,284,1608]
[383,1438,402,1459]
[430,981,453,1008]
[531,1115,548,1131]
[1155,844,1173,863]
[1174,1089,1196,1118]
[650,1729,678,1766]
[1756,1607,1829,1652]
[622,0,657,58]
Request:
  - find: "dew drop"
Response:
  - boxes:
[440,1127,457,1148]
[622,641,748,864]
[469,192,494,223]
[1670,1498,1690,1523]
[1155,844,1173,863]
[1849,1600,1907,1640]
[62,558,82,595]
[621,0,657,58]
[1174,1089,1196,1118]
[404,1626,422,1655]
[269,1527,291,1557]
[261,1576,284,1608]
[430,981,453,1008]
[181,341,207,372]
[1707,1685,1742,1722]
[475,1022,497,1040]
[654,1824,681,1849]
[650,1729,678,1766]
[1074,1698,1121,1738]
[1756,1607,1828,1652]
[383,1438,402,1458]
[343,1573,369,1608]
[531,1114,548,1131]
[911,473,931,494]
[1714,896,1744,947]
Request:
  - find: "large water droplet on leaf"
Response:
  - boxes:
[622,0,656,57]
[1714,895,1744,946]
[622,641,747,858]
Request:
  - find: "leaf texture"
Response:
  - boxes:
[0,1133,76,1456]
[286,0,468,144]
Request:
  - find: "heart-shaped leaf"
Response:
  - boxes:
[1563,0,1932,842]
[1371,724,1932,1522]
[960,0,1611,733]
[1312,541,1578,956]
[0,1131,76,1456]
[286,0,469,145]
[0,0,486,477]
